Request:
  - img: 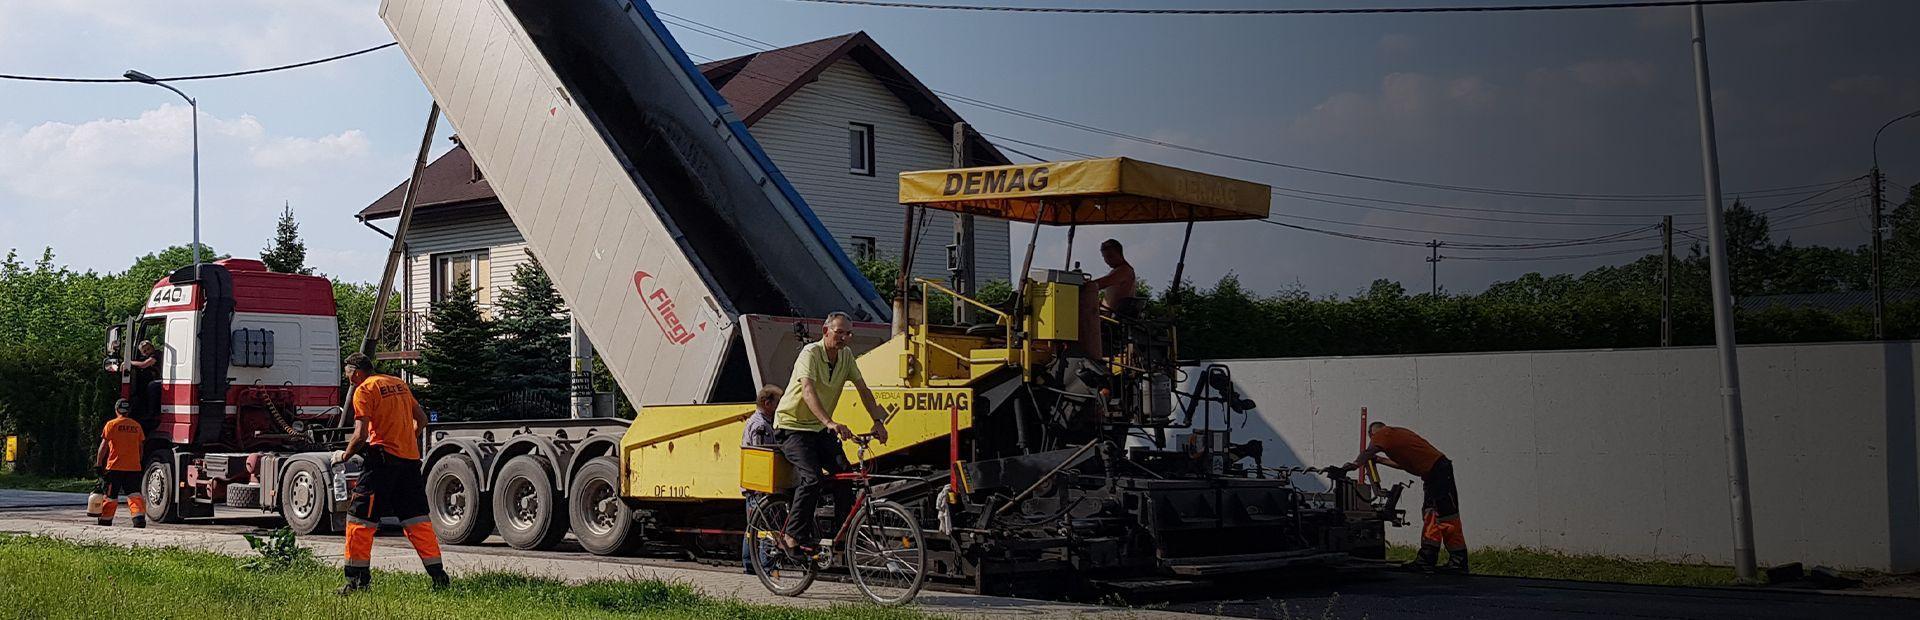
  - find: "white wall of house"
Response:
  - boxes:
[402,208,532,316]
[750,59,1013,284]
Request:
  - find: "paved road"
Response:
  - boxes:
[1153,570,1920,619]
[7,489,1919,618]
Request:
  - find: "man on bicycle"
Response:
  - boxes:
[772,312,888,554]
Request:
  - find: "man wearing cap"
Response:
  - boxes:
[335,353,448,594]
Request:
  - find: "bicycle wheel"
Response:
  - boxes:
[847,499,928,605]
[748,496,816,597]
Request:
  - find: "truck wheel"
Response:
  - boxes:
[281,460,333,535]
[428,454,493,545]
[142,458,185,523]
[568,457,640,556]
[493,455,568,550]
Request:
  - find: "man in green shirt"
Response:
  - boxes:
[774,312,889,552]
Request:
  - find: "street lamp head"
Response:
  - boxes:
[123,70,158,84]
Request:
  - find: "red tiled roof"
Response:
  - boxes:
[360,31,1006,220]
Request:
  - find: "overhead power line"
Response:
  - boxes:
[781,0,1826,16]
[0,42,398,83]
[666,11,1853,204]
[1445,244,1665,262]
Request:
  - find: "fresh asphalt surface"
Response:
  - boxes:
[5,490,1918,619]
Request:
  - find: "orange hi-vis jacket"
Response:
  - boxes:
[100,417,144,472]
[353,374,422,461]
[1372,426,1445,478]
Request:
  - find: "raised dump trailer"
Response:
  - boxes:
[381,0,886,406]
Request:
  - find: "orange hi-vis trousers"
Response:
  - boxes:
[1421,510,1466,555]
[1416,457,1466,561]
[96,495,147,525]
[344,516,443,572]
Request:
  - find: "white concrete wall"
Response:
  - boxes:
[1193,341,1920,571]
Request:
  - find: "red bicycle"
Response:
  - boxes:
[746,434,929,605]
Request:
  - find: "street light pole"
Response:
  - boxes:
[124,70,201,279]
[1689,2,1758,583]
[1872,109,1920,340]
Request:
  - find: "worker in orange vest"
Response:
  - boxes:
[93,399,146,528]
[1343,421,1466,572]
[335,353,447,594]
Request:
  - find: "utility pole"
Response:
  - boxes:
[1690,2,1758,583]
[951,122,976,325]
[1872,167,1886,339]
[1663,215,1674,347]
[1426,240,1443,296]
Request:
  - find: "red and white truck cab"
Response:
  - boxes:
[105,258,348,527]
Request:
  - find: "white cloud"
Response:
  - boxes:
[0,104,394,280]
[253,130,371,169]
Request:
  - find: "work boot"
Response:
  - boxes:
[338,568,371,596]
[1402,546,1439,572]
[426,565,451,591]
[96,519,113,527]
[1440,551,1470,574]
[132,516,146,529]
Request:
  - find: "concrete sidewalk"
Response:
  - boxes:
[0,492,1214,619]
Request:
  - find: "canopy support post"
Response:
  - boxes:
[1064,223,1077,270]
[1168,207,1196,306]
[894,204,917,336]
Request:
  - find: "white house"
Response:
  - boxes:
[356,32,1011,359]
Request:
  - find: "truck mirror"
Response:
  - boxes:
[105,326,123,358]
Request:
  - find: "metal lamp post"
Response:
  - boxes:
[124,69,201,279]
[1872,109,1920,339]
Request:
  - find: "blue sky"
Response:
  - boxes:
[1,0,1915,297]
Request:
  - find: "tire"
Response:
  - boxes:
[142,458,185,524]
[848,499,928,605]
[224,483,261,508]
[280,460,332,535]
[568,457,641,556]
[492,455,568,550]
[749,496,815,597]
[428,454,493,545]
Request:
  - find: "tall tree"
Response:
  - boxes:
[1886,182,1920,291]
[260,203,311,275]
[413,276,499,422]
[492,260,570,418]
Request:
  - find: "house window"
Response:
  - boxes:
[848,122,875,176]
[432,250,490,307]
[851,236,878,262]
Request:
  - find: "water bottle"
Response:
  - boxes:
[329,454,349,503]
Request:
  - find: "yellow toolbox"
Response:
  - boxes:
[740,447,793,494]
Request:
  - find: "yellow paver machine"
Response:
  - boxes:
[614,157,1402,594]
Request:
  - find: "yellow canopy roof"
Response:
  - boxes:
[897,157,1270,225]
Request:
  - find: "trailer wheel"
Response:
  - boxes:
[493,455,568,550]
[568,457,640,556]
[142,458,185,523]
[281,460,333,535]
[428,454,493,545]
